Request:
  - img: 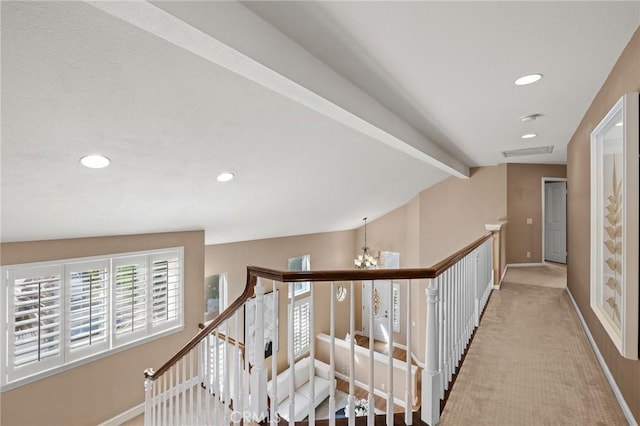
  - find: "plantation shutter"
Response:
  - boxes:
[292,297,311,357]
[67,261,109,360]
[8,266,63,380]
[150,252,181,331]
[113,256,147,343]
[392,285,400,332]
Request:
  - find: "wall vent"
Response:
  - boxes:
[502,145,554,158]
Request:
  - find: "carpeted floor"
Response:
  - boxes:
[439,265,627,425]
[500,262,567,289]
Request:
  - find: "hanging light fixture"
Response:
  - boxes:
[354,217,377,269]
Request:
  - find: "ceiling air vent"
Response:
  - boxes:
[502,145,554,158]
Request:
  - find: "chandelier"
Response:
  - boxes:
[354,217,377,269]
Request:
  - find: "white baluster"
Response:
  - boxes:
[234,311,241,421]
[205,337,211,423]
[438,276,445,399]
[348,281,356,426]
[447,269,453,383]
[181,357,186,424]
[175,359,180,425]
[329,281,336,425]
[421,278,441,426]
[271,280,278,425]
[252,277,268,422]
[169,365,174,426]
[243,307,250,418]
[368,281,375,426]
[405,280,412,425]
[473,249,483,327]
[213,330,219,422]
[162,372,167,426]
[387,280,393,425]
[310,282,317,425]
[189,350,194,426]
[197,341,202,426]
[224,320,230,423]
[288,282,295,425]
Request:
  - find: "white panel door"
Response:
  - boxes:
[545,181,567,263]
[362,280,391,342]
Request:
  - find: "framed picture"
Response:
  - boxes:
[244,289,279,365]
[590,92,639,360]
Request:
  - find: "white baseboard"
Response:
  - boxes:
[566,288,637,426]
[506,262,544,268]
[98,402,145,426]
[500,265,508,283]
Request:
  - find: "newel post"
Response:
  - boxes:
[421,279,441,425]
[143,374,153,426]
[251,277,268,421]
[485,223,506,289]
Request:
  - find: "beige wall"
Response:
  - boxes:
[419,165,507,266]
[205,230,355,376]
[567,27,640,421]
[353,165,507,362]
[0,231,205,426]
[506,163,567,264]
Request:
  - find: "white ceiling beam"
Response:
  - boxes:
[87,0,469,178]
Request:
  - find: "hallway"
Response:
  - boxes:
[439,265,627,425]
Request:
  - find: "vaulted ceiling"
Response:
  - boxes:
[2,1,638,244]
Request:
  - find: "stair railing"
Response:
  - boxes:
[143,233,493,425]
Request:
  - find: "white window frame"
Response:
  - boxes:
[1,247,184,390]
[291,296,311,358]
[288,254,311,298]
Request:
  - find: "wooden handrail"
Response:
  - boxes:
[147,273,257,380]
[246,233,491,282]
[146,232,491,380]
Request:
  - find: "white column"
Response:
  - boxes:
[421,278,441,426]
[251,278,268,421]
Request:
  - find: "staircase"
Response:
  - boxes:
[142,234,494,425]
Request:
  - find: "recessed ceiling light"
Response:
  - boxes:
[80,154,110,169]
[217,172,234,182]
[515,73,543,86]
[521,133,538,139]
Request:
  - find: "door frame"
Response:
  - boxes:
[541,177,567,264]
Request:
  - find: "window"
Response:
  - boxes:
[392,284,400,333]
[2,248,183,388]
[292,296,311,358]
[204,273,227,323]
[288,254,310,297]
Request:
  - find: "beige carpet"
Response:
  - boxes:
[439,267,627,425]
[501,262,567,289]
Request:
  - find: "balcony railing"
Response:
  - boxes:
[143,233,493,425]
